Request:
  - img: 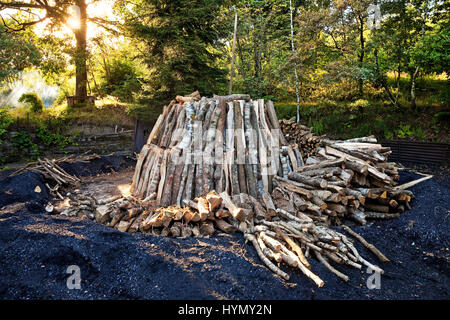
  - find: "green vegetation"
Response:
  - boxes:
[99,58,143,102]
[18,93,44,113]
[0,25,40,83]
[0,107,13,145]
[275,76,449,143]
[118,0,229,116]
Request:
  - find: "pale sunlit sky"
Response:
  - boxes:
[3,0,120,41]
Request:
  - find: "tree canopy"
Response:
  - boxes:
[0,0,448,114]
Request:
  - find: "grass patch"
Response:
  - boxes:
[7,96,136,129]
[274,74,449,143]
[274,99,449,143]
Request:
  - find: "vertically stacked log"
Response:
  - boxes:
[131,94,294,207]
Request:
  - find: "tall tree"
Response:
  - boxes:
[118,0,228,109]
[369,0,447,109]
[229,0,301,98]
[0,23,40,83]
[0,0,113,102]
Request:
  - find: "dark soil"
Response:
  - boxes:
[0,156,448,300]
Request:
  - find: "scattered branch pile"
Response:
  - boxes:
[11,153,100,178]
[11,153,100,200]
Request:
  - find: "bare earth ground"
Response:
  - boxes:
[0,155,448,300]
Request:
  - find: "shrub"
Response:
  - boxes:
[36,125,75,149]
[101,58,143,102]
[434,111,450,123]
[18,92,44,113]
[274,103,297,120]
[11,131,39,157]
[0,107,13,145]
[349,99,370,112]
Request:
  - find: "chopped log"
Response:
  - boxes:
[219,192,246,221]
[206,191,222,212]
[199,221,215,236]
[170,224,181,237]
[261,191,276,217]
[288,172,328,189]
[364,203,389,213]
[181,224,193,237]
[345,136,378,143]
[296,158,344,173]
[348,209,367,225]
[215,209,230,219]
[257,234,282,263]
[274,227,310,269]
[197,197,210,221]
[234,101,248,194]
[365,212,400,219]
[213,94,251,102]
[183,199,198,211]
[314,251,349,282]
[215,219,236,233]
[394,175,433,190]
[326,203,346,215]
[116,220,132,232]
[273,176,313,199]
[160,149,180,207]
[95,205,111,224]
[325,146,391,183]
[109,212,125,228]
[129,211,149,233]
[247,195,270,221]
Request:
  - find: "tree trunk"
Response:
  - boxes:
[358,15,365,97]
[73,0,88,102]
[229,10,238,95]
[374,49,399,109]
[410,67,419,111]
[289,0,301,123]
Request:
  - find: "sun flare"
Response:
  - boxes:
[33,0,118,40]
[66,17,81,30]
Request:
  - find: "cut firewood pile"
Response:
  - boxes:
[46,93,424,285]
[277,121,414,225]
[279,118,324,162]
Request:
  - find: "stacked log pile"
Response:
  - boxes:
[271,135,413,226]
[118,93,406,285]
[90,190,243,236]
[279,118,323,162]
[53,93,416,285]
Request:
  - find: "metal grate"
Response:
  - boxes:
[381,140,450,165]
